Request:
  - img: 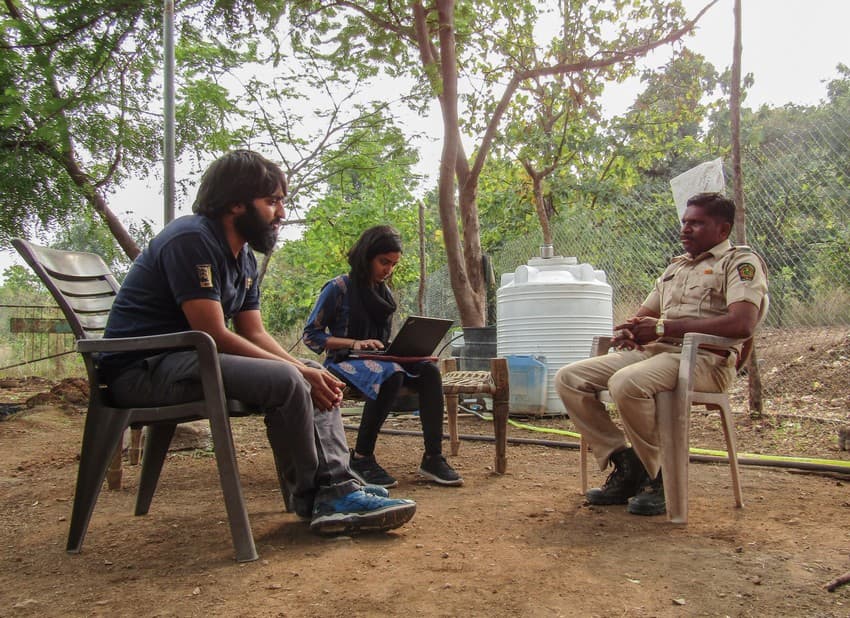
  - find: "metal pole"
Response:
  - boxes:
[163,0,176,224]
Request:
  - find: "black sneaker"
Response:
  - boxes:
[349,450,398,488]
[627,472,666,516]
[418,453,463,486]
[585,447,648,505]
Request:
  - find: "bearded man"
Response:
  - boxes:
[100,150,416,535]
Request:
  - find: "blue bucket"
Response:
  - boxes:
[506,355,547,416]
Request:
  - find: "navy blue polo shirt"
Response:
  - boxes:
[100,214,260,374]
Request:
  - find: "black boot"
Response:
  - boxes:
[627,470,666,516]
[585,447,649,505]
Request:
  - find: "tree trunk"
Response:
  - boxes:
[730,0,746,246]
[730,0,764,416]
[429,0,486,327]
[521,163,554,248]
[407,0,711,329]
[418,200,426,315]
[58,148,141,260]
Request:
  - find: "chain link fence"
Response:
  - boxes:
[0,304,78,375]
[407,107,850,417]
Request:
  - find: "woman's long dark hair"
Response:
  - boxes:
[347,225,403,287]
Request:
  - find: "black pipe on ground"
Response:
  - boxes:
[343,425,850,476]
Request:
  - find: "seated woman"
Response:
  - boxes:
[303,225,462,488]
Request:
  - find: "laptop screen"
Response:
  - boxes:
[352,316,454,358]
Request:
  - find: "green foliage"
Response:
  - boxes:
[474,47,725,264]
[731,66,850,325]
[51,211,155,279]
[612,49,725,179]
[4,0,845,340]
[260,116,430,333]
[0,0,274,248]
[476,157,544,251]
[0,264,46,304]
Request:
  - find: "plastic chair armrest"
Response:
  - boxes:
[679,332,746,390]
[77,330,217,355]
[592,336,614,356]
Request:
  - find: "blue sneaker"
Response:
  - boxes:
[362,484,390,498]
[310,489,416,535]
[292,486,390,521]
[286,485,390,521]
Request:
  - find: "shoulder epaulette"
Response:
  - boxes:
[727,245,768,279]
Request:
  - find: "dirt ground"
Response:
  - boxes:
[1,328,848,617]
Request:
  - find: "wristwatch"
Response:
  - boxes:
[655,319,665,337]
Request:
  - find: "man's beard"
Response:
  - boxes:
[234,203,279,254]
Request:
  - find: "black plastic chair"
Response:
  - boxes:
[12,238,260,562]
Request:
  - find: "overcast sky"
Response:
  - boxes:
[2,0,847,273]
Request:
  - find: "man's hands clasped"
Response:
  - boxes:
[611,316,663,351]
[300,365,345,411]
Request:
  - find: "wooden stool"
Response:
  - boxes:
[441,358,510,473]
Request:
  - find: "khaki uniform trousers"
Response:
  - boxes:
[555,342,736,478]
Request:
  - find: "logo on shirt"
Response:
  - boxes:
[737,263,756,281]
[196,264,213,288]
[245,277,253,289]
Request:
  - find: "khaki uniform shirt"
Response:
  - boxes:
[642,239,769,353]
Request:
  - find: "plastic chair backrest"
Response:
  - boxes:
[11,239,119,341]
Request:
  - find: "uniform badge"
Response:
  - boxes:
[703,268,713,274]
[196,264,213,288]
[245,277,253,289]
[737,263,756,281]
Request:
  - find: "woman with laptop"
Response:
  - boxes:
[303,225,463,488]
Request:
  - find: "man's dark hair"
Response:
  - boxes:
[686,192,736,226]
[347,225,403,286]
[192,150,287,218]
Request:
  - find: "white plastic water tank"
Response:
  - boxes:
[497,254,613,414]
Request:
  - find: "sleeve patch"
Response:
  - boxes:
[737,263,756,282]
[196,264,213,288]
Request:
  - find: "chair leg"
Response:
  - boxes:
[656,390,690,524]
[579,438,589,494]
[490,358,510,474]
[135,424,176,516]
[207,413,258,563]
[445,393,460,457]
[67,407,131,554]
[718,402,744,508]
[128,427,144,465]
[492,396,508,474]
[106,433,125,490]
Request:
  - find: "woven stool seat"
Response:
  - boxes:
[442,370,496,394]
[441,358,510,473]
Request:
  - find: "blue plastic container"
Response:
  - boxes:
[506,355,547,416]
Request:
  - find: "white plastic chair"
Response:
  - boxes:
[579,332,751,524]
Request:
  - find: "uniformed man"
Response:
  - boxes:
[555,192,768,516]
